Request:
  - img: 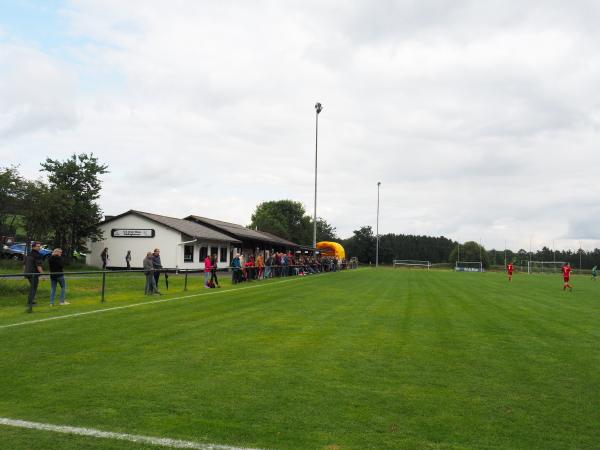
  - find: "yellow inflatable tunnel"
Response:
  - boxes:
[316,241,346,259]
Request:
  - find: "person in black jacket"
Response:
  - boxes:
[209,254,220,287]
[152,248,162,287]
[101,247,109,269]
[49,248,69,305]
[23,242,44,309]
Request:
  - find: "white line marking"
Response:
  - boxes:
[0,417,265,449]
[0,276,309,330]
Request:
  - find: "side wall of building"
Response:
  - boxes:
[87,214,235,269]
[87,215,181,268]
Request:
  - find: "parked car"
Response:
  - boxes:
[1,244,12,259]
[73,250,87,260]
[5,243,52,260]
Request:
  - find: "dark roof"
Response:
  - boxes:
[258,231,302,248]
[101,210,241,243]
[184,215,300,248]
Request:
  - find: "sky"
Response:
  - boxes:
[1,0,600,251]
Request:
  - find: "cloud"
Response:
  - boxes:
[0,39,79,139]
[2,1,600,252]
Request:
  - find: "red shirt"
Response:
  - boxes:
[562,265,571,277]
[507,264,513,273]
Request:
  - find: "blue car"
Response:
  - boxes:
[6,243,52,260]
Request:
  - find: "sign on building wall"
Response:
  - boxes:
[111,228,155,238]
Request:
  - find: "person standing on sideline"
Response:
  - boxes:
[23,242,44,309]
[204,254,212,288]
[49,248,68,305]
[152,248,162,288]
[592,264,597,281]
[231,253,241,284]
[101,247,109,269]
[143,252,159,295]
[125,250,132,270]
[239,254,246,281]
[562,262,573,291]
[256,253,264,279]
[246,255,255,281]
[264,252,272,279]
[507,262,514,282]
[210,254,220,287]
[282,252,288,276]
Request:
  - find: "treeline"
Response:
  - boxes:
[341,227,600,269]
[342,226,456,264]
[491,247,600,269]
[0,154,107,258]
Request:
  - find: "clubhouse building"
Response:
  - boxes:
[87,210,300,270]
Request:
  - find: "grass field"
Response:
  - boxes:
[0,268,599,449]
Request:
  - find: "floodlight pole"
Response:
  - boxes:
[376,181,381,267]
[529,237,532,274]
[504,239,507,266]
[579,240,582,273]
[313,102,323,249]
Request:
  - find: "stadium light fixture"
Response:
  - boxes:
[313,102,323,249]
[376,181,381,267]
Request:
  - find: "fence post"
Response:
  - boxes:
[101,271,106,302]
[184,271,188,291]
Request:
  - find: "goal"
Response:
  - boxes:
[393,260,431,269]
[527,261,565,274]
[455,261,483,272]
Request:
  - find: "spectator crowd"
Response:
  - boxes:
[230,251,354,284]
[21,244,357,305]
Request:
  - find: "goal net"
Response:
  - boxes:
[527,261,565,274]
[393,260,431,269]
[455,261,483,272]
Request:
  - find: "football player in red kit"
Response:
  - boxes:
[507,262,514,282]
[562,262,573,291]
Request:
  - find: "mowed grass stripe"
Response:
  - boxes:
[0,270,356,329]
[0,417,264,450]
[401,270,599,449]
[1,268,600,449]
[0,270,367,448]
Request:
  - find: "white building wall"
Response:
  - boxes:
[87,213,234,270]
[88,215,181,268]
[181,241,231,269]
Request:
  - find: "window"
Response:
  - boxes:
[199,246,208,261]
[210,246,219,259]
[220,247,227,263]
[184,245,194,263]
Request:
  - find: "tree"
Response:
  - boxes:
[448,241,489,268]
[0,165,26,236]
[40,153,108,256]
[315,218,338,242]
[20,181,53,242]
[249,199,337,244]
[343,226,376,263]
